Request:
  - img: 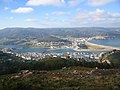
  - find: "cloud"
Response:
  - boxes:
[26,0,118,7]
[4,7,9,10]
[11,7,33,13]
[67,0,84,6]
[26,0,86,7]
[66,0,117,7]
[87,0,115,6]
[25,18,38,22]
[26,0,65,6]
[72,9,120,27]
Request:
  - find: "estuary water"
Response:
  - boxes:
[0,45,108,54]
[1,38,118,54]
[90,38,120,48]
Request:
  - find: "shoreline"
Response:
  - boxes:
[85,41,120,50]
[1,42,120,53]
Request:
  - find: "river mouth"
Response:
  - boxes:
[89,38,120,48]
[2,38,119,54]
[0,44,110,54]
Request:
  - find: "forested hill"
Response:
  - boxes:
[38,36,70,42]
[0,51,120,90]
[0,27,120,38]
[0,51,120,75]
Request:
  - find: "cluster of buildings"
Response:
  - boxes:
[0,47,102,61]
[0,37,109,62]
[15,52,101,61]
[30,40,71,49]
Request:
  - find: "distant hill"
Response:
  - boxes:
[38,36,70,42]
[0,27,120,38]
[0,28,49,38]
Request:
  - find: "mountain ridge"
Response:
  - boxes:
[0,27,120,38]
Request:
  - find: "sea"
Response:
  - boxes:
[90,38,120,48]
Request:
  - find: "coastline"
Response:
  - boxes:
[1,41,120,53]
[85,41,120,50]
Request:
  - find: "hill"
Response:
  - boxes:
[0,67,120,90]
[0,28,49,38]
[0,27,120,39]
[0,51,120,90]
[38,36,70,42]
[101,50,120,64]
[1,51,120,75]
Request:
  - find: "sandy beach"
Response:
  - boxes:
[85,41,120,50]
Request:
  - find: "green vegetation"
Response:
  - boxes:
[78,44,88,49]
[101,50,120,64]
[0,67,120,90]
[0,51,120,75]
[0,51,120,90]
[38,36,70,43]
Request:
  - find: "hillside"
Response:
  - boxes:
[101,50,120,64]
[38,36,70,42]
[0,67,120,90]
[0,51,120,90]
[0,28,49,38]
[0,27,120,39]
[0,51,120,75]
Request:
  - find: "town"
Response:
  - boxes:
[0,40,106,63]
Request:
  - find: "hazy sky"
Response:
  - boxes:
[0,0,120,28]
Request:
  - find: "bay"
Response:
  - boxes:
[90,38,120,47]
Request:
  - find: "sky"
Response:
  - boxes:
[0,0,120,28]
